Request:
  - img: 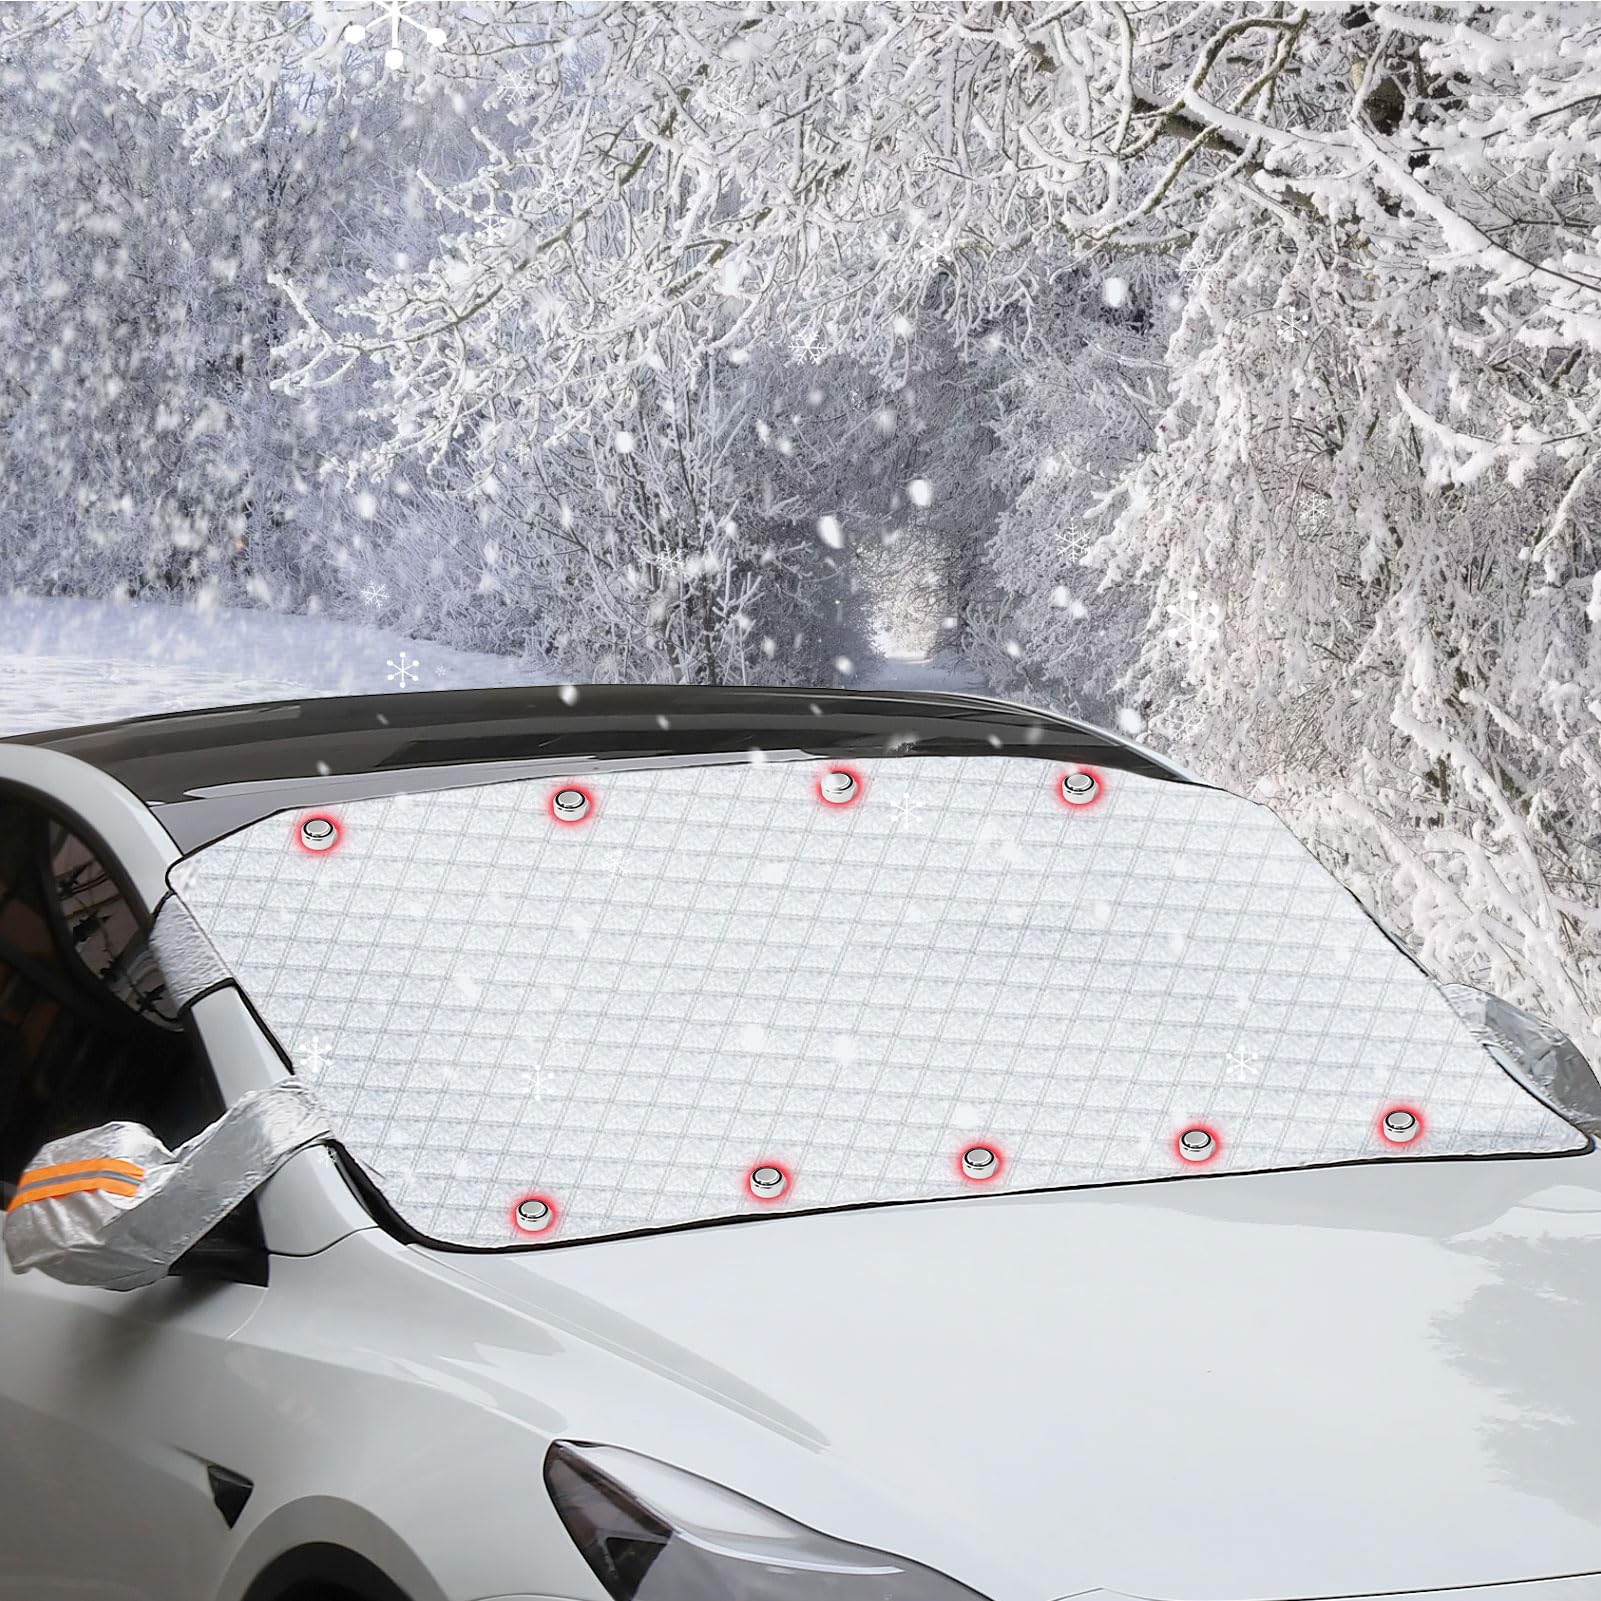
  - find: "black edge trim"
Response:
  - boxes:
[9,684,1189,810]
[204,1463,254,1529]
[227,980,299,1075]
[329,1132,1596,1260]
[171,1229,269,1287]
[178,977,234,1014]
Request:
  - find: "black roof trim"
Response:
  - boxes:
[9,686,1190,847]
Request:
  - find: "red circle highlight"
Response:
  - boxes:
[548,783,596,826]
[509,1192,560,1236]
[292,812,344,856]
[814,765,866,808]
[745,1159,794,1203]
[1378,1105,1426,1146]
[954,1140,1006,1184]
[1053,766,1106,811]
[1172,1122,1222,1165]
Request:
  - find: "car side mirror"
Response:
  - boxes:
[1440,984,1601,1137]
[3,1080,328,1291]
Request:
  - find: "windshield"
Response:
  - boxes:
[176,754,1585,1246]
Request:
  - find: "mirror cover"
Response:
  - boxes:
[3,1080,328,1288]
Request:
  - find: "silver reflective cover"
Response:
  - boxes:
[149,892,233,1011]
[176,757,1586,1245]
[3,1078,329,1289]
[1440,982,1601,1136]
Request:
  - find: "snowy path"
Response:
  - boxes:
[862,651,991,696]
[0,598,1003,739]
[0,596,555,738]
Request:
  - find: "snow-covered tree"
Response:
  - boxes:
[1083,7,1601,1052]
[7,1,1601,1048]
[965,265,1176,719]
[0,8,491,621]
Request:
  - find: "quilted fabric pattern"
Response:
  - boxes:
[178,757,1586,1244]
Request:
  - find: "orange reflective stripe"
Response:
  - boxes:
[6,1176,140,1213]
[17,1156,144,1188]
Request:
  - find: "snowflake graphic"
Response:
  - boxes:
[693,81,748,123]
[298,1035,334,1076]
[341,1,447,69]
[883,790,926,833]
[359,581,389,609]
[386,653,420,688]
[789,325,828,363]
[1224,1042,1263,1081]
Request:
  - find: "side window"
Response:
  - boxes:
[0,796,222,1202]
[49,825,176,1023]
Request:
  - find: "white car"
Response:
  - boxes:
[1,685,1598,1601]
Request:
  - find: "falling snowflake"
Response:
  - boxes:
[341,1,447,70]
[298,1036,334,1076]
[359,581,389,609]
[386,653,420,688]
[975,819,1028,868]
[380,1162,413,1196]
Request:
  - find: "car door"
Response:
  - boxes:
[0,786,265,1601]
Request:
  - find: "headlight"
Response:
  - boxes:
[1440,982,1601,1136]
[545,1441,992,1601]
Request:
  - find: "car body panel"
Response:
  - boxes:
[0,1265,265,1600]
[9,1143,1601,1601]
[445,1147,1601,1601]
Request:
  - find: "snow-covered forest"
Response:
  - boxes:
[1,2,1599,1055]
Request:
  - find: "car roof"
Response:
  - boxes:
[8,684,1192,852]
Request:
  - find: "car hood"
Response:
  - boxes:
[444,1149,1601,1601]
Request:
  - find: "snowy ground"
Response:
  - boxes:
[860,651,990,697]
[0,596,996,738]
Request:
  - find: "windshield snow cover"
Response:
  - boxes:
[176,756,1585,1245]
